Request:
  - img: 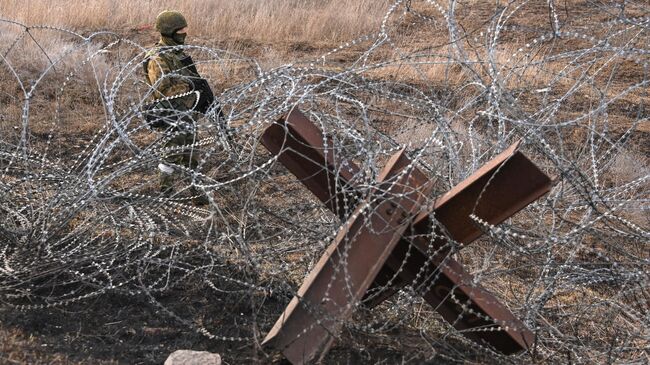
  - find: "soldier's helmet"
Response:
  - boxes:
[155,10,188,36]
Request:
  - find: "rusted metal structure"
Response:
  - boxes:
[261,108,552,364]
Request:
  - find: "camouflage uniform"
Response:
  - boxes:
[145,42,197,111]
[145,11,203,198]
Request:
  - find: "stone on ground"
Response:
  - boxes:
[164,350,221,365]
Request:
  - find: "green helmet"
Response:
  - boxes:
[155,10,187,36]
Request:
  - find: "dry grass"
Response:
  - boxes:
[1,1,648,364]
[0,0,392,43]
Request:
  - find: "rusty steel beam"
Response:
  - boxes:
[363,143,550,353]
[413,141,552,242]
[373,234,537,353]
[260,109,551,356]
[261,150,433,365]
[261,108,360,219]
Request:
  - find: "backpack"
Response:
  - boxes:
[141,51,215,128]
[177,54,215,114]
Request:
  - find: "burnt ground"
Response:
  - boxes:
[1,2,648,364]
[0,287,466,364]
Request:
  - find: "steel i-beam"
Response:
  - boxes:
[260,108,551,361]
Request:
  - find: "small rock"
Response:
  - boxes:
[164,350,221,365]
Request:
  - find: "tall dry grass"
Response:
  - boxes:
[0,0,391,43]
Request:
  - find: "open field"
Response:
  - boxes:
[1,1,648,364]
[0,0,390,43]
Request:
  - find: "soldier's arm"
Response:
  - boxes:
[147,54,192,99]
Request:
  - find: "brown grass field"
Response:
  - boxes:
[0,0,648,364]
[0,0,389,43]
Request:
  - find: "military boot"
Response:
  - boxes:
[159,163,175,197]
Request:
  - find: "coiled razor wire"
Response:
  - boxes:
[0,1,648,363]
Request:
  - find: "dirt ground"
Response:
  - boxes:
[1,1,648,364]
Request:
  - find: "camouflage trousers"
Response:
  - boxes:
[159,131,199,194]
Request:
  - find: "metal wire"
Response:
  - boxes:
[0,1,648,363]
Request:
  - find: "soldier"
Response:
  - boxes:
[144,10,215,204]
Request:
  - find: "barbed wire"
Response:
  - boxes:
[0,0,648,363]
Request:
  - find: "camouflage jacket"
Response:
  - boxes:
[145,39,198,110]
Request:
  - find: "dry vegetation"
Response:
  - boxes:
[0,0,391,43]
[1,0,648,364]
